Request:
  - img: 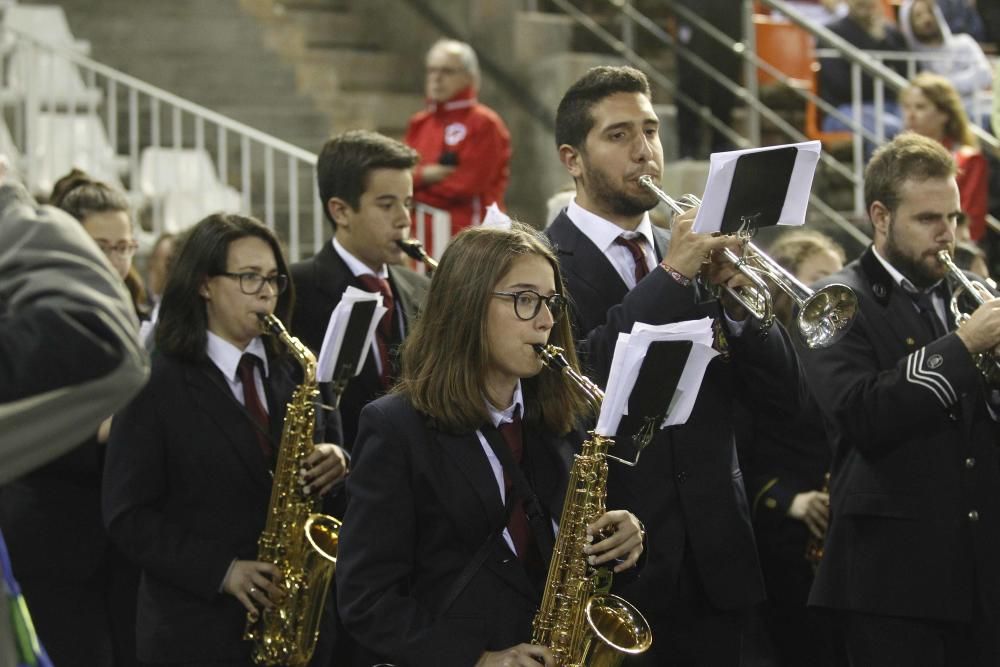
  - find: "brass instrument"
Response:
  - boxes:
[804,472,831,572]
[638,175,859,349]
[531,344,652,666]
[396,238,438,273]
[937,249,1000,384]
[245,313,341,666]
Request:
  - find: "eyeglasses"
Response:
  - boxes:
[218,272,289,296]
[493,290,568,323]
[96,240,139,257]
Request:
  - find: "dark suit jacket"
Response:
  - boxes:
[288,241,430,449]
[547,211,802,617]
[798,247,1000,623]
[102,351,339,663]
[336,393,576,667]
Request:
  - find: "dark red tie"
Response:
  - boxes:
[357,274,395,388]
[497,412,535,562]
[236,354,272,461]
[615,235,650,284]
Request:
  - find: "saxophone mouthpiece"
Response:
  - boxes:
[396,239,439,271]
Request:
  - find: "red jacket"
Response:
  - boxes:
[405,86,511,236]
[952,144,989,241]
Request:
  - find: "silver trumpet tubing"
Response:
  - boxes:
[638,175,858,349]
[937,249,1000,384]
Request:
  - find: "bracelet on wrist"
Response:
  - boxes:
[660,263,692,287]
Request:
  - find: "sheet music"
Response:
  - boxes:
[693,140,821,234]
[316,286,387,383]
[595,318,718,436]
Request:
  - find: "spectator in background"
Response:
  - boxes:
[901,74,989,241]
[0,171,149,667]
[405,39,511,242]
[819,0,906,142]
[953,239,991,279]
[899,0,992,120]
[741,229,846,667]
[935,0,987,41]
[0,176,147,667]
[146,232,176,311]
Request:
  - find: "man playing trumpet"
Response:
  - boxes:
[797,132,1000,666]
[547,65,803,667]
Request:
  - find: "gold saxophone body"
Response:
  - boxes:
[531,345,652,666]
[245,313,342,666]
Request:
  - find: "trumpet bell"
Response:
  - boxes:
[797,283,858,349]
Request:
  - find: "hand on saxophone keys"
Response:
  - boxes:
[299,443,349,496]
[583,510,645,573]
[223,559,284,617]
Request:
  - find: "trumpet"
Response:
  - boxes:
[937,249,1000,384]
[638,176,858,349]
[396,238,438,273]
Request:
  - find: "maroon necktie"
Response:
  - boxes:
[236,354,272,460]
[497,412,536,562]
[615,235,650,284]
[357,274,395,388]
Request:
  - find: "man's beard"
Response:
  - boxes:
[580,159,658,218]
[883,222,946,289]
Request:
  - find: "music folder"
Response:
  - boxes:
[693,140,821,235]
[316,286,387,384]
[596,319,718,463]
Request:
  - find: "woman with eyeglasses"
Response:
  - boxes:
[102,213,346,666]
[0,171,148,667]
[336,222,644,667]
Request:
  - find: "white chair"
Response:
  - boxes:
[0,5,101,108]
[139,147,242,233]
[26,111,125,195]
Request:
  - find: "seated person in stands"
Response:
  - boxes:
[901,73,989,241]
[899,0,992,121]
[819,0,906,142]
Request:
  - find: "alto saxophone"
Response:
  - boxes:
[531,344,652,666]
[244,313,342,666]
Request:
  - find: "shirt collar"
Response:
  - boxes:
[567,198,656,255]
[485,380,524,428]
[871,246,942,295]
[427,85,477,113]
[332,237,389,280]
[206,331,269,381]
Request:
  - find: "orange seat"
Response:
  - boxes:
[754,15,853,145]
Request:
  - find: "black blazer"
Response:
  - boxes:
[548,211,802,615]
[336,393,576,667]
[288,242,430,449]
[102,352,339,664]
[798,247,1000,623]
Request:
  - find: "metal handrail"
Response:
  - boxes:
[1,23,325,261]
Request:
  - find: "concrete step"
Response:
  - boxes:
[309,90,423,135]
[297,47,408,92]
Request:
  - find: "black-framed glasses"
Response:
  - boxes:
[493,290,568,322]
[218,272,289,296]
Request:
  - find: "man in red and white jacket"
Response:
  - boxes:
[405,39,511,240]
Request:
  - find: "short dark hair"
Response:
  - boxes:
[316,130,419,230]
[865,132,956,215]
[156,213,293,363]
[555,65,652,150]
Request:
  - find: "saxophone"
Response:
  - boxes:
[244,313,342,666]
[531,344,652,666]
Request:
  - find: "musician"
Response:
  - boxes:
[336,223,644,667]
[547,65,803,666]
[288,130,429,450]
[741,230,845,667]
[0,172,146,667]
[798,133,1000,665]
[103,214,346,666]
